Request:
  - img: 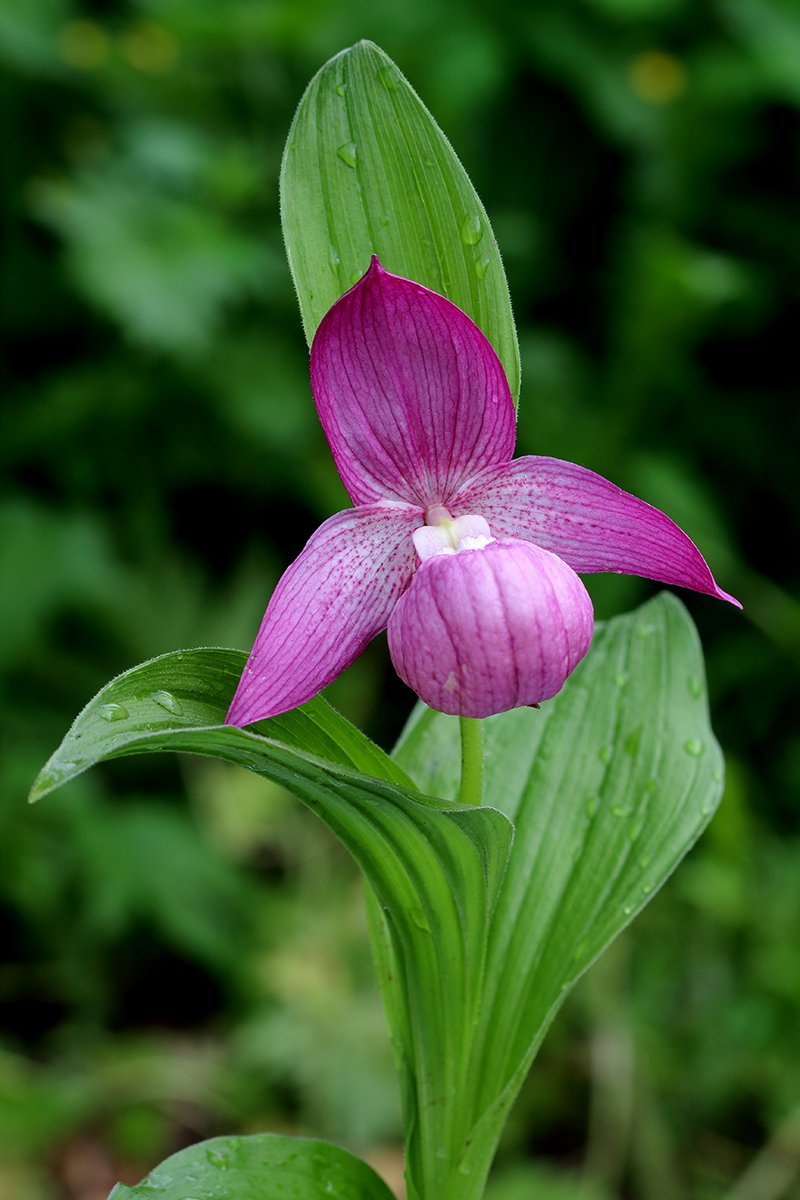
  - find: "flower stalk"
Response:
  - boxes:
[459,716,484,807]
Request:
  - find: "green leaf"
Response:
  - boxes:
[29,647,412,801]
[280,40,520,402]
[107,1132,396,1199]
[392,593,725,1194]
[31,598,722,1200]
[31,646,513,1200]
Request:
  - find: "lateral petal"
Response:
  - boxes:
[226,502,422,725]
[454,456,740,606]
[310,257,517,508]
[387,538,594,718]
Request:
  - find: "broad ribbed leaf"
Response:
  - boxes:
[29,647,412,799]
[280,40,520,402]
[31,647,513,1200]
[393,593,724,1193]
[108,1132,395,1199]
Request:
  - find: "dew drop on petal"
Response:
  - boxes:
[100,702,128,722]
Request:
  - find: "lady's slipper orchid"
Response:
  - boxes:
[226,258,738,725]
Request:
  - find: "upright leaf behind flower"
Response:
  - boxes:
[391,593,725,1195]
[280,40,520,401]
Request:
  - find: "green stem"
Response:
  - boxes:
[458,716,484,806]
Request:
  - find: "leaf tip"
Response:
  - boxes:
[28,776,50,805]
[28,753,81,804]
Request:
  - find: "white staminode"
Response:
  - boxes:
[413,514,495,562]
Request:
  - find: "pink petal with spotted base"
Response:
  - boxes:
[226,502,421,725]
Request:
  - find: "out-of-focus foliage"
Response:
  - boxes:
[1,1,797,1198]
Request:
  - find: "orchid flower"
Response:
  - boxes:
[226,258,738,725]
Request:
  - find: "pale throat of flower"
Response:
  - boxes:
[413,508,495,562]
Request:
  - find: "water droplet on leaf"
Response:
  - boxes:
[624,725,642,757]
[151,689,181,715]
[688,676,704,698]
[336,141,357,168]
[461,213,483,245]
[684,738,704,758]
[475,256,490,280]
[611,803,633,818]
[336,82,347,96]
[328,244,341,272]
[410,905,431,933]
[100,702,128,722]
[615,672,629,688]
[573,938,590,962]
[586,794,599,818]
[378,66,400,90]
[629,817,645,842]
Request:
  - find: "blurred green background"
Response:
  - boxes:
[2,1,798,1197]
